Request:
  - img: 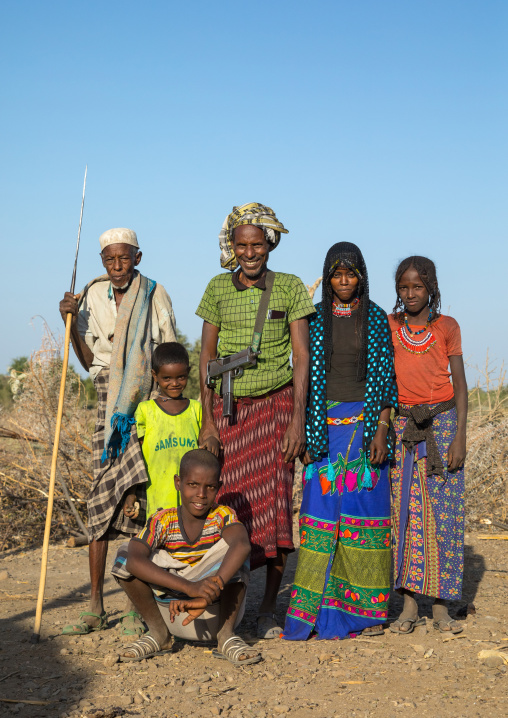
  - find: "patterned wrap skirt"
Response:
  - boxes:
[213,385,295,570]
[87,369,148,542]
[283,401,391,641]
[391,404,465,600]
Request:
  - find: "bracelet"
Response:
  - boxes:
[377,420,389,428]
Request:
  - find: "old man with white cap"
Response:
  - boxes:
[59,228,176,635]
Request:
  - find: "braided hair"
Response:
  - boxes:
[393,256,441,323]
[322,242,369,381]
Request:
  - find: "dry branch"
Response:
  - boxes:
[0,699,51,706]
[492,519,508,531]
[67,534,88,548]
[0,325,93,551]
[465,354,508,525]
[0,426,39,442]
[306,276,322,299]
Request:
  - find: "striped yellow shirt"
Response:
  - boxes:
[134,505,239,566]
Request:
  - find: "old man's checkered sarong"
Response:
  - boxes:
[87,369,148,541]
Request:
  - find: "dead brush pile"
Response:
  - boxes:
[465,357,508,526]
[0,328,93,551]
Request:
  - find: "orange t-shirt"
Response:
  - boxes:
[388,314,462,406]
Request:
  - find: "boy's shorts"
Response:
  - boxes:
[111,538,249,641]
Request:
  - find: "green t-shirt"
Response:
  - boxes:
[196,270,315,397]
[135,399,202,516]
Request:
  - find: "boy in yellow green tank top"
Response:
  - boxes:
[123,342,202,518]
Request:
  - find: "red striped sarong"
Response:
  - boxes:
[213,385,295,570]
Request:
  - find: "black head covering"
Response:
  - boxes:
[322,242,370,380]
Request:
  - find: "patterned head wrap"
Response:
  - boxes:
[219,202,289,271]
[322,242,370,380]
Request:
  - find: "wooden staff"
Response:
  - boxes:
[31,166,87,643]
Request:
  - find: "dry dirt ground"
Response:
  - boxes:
[1,530,507,718]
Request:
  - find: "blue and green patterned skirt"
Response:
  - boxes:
[391,405,465,600]
[282,401,391,640]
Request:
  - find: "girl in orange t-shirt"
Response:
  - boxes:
[389,256,467,635]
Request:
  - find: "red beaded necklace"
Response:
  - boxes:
[396,310,436,354]
[332,297,359,318]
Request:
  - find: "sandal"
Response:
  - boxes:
[118,610,146,636]
[61,611,109,635]
[432,618,463,634]
[256,613,282,640]
[212,636,263,667]
[389,616,425,635]
[119,634,172,662]
[361,624,385,637]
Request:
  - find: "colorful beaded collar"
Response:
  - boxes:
[332,297,360,318]
[395,310,436,354]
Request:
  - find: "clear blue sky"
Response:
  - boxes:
[1,1,506,384]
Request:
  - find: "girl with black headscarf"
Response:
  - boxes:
[282,242,398,641]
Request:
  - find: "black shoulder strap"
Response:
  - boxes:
[251,270,275,353]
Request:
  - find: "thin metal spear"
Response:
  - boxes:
[31,166,87,643]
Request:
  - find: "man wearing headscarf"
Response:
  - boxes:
[196,203,315,638]
[58,228,177,636]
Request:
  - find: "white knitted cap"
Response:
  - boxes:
[99,228,139,251]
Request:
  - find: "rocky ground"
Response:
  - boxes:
[0,530,507,718]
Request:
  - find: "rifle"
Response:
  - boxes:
[206,270,275,418]
[206,348,258,417]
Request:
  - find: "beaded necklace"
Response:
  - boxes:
[404,309,432,335]
[332,297,359,318]
[395,310,436,354]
